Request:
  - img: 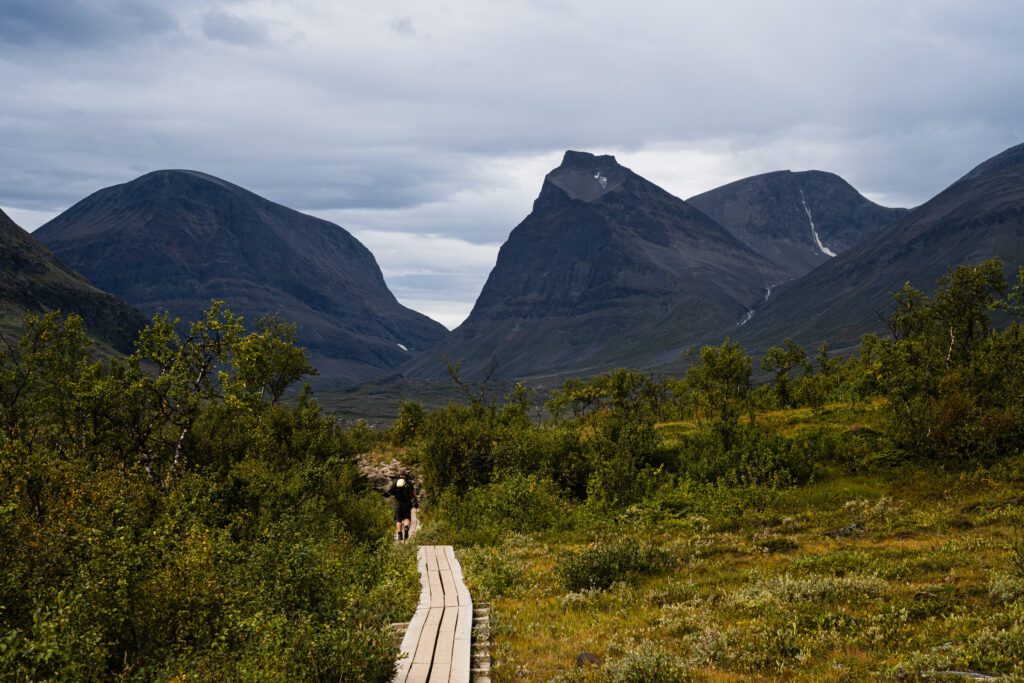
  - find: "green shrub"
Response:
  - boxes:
[610,642,690,682]
[988,572,1024,605]
[391,400,426,446]
[556,537,671,591]
[425,473,567,545]
[460,546,524,599]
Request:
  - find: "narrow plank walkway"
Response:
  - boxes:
[393,545,473,683]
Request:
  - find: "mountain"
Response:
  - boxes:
[727,142,1024,355]
[33,170,448,380]
[404,151,788,379]
[688,170,907,278]
[0,208,147,352]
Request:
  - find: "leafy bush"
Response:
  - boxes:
[0,308,416,680]
[988,572,1024,605]
[609,642,690,683]
[390,400,426,446]
[426,473,567,546]
[675,418,811,488]
[556,537,671,591]
[729,573,889,610]
[460,546,524,599]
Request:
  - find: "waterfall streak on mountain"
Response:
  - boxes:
[800,189,838,257]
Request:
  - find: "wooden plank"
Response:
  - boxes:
[432,608,457,680]
[438,602,459,634]
[440,569,460,608]
[434,626,456,662]
[434,546,450,571]
[448,546,473,683]
[427,568,445,608]
[444,546,473,606]
[425,545,440,571]
[450,602,473,683]
[405,661,431,683]
[416,549,430,604]
[412,607,443,664]
[393,545,474,683]
[394,606,428,683]
[395,550,431,683]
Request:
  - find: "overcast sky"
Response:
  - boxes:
[2,1,1023,328]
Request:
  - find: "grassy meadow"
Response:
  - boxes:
[423,403,1024,680]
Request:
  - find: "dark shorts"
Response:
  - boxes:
[394,502,413,522]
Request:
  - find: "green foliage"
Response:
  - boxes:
[428,473,567,545]
[679,338,751,424]
[864,259,1024,462]
[674,418,810,489]
[390,400,426,446]
[0,306,412,680]
[459,546,524,599]
[609,642,690,682]
[761,338,808,408]
[556,537,672,591]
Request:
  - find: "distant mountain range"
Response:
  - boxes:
[404,151,906,379]
[0,208,146,353]
[8,142,1023,387]
[33,170,447,380]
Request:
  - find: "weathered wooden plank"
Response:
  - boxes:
[417,549,430,603]
[394,549,431,683]
[405,660,431,683]
[393,546,474,683]
[428,569,445,608]
[394,606,427,683]
[440,569,460,608]
[450,603,473,683]
[446,547,472,608]
[426,544,441,571]
[434,545,450,571]
[438,601,459,634]
[412,607,443,664]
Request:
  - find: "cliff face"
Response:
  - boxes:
[34,170,447,379]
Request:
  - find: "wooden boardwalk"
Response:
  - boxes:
[393,545,473,683]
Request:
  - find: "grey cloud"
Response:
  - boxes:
[388,17,415,36]
[201,10,271,46]
[0,0,177,49]
[2,1,1024,288]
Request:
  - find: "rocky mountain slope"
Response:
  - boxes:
[688,170,907,279]
[404,151,788,379]
[0,208,146,352]
[33,170,447,380]
[726,142,1024,356]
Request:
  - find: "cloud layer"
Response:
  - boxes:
[2,1,1023,327]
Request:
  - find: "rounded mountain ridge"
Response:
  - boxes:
[33,169,447,380]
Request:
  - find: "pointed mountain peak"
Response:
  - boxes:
[957,142,1024,183]
[547,150,628,202]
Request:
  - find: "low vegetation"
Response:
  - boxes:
[407,260,1024,680]
[5,260,1024,680]
[0,305,417,680]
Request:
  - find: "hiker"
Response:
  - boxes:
[387,471,419,541]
